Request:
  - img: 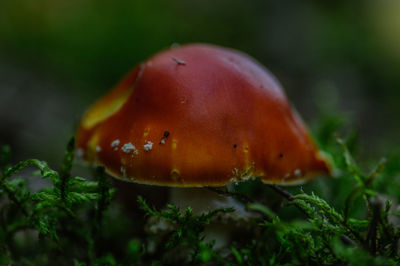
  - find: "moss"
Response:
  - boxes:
[1,124,400,265]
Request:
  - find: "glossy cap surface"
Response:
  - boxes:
[76,44,331,187]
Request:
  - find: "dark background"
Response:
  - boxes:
[1,0,399,168]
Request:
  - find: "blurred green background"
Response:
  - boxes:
[1,0,399,167]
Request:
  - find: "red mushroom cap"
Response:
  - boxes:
[76,43,331,187]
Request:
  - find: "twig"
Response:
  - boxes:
[267,185,342,260]
[267,184,311,219]
[60,137,75,202]
[206,187,254,204]
[269,184,364,245]
[171,57,186,65]
[267,184,294,201]
[365,197,381,255]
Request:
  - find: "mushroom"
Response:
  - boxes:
[76,43,331,247]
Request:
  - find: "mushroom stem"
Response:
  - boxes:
[170,187,234,213]
[169,187,254,249]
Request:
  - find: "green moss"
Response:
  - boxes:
[1,126,400,265]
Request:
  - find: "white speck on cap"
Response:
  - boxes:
[111,139,120,151]
[294,169,302,177]
[96,146,101,152]
[121,142,136,153]
[232,168,239,176]
[144,141,153,151]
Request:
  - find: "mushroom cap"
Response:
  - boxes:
[76,43,331,187]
